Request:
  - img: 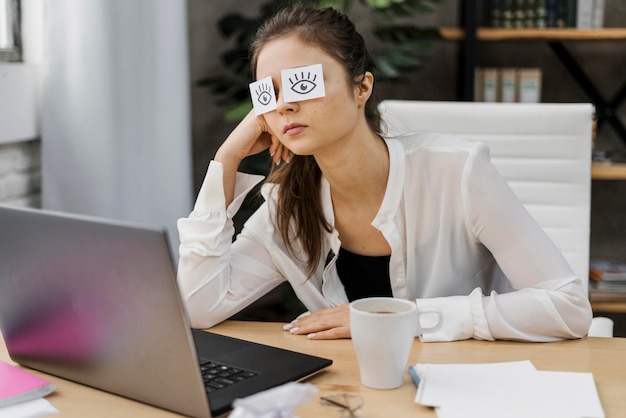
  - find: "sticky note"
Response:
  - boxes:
[249,76,277,115]
[281,63,325,103]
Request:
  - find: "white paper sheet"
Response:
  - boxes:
[280,64,325,103]
[250,75,278,115]
[414,361,605,418]
[0,398,59,418]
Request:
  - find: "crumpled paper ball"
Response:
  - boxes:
[229,382,318,418]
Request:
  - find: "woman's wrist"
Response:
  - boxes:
[214,146,243,169]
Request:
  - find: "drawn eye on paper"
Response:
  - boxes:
[281,64,325,103]
[256,82,273,105]
[249,76,277,115]
[289,72,317,95]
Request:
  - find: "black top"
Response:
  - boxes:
[336,247,392,302]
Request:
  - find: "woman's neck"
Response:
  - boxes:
[317,129,390,209]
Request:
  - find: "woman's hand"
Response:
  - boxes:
[214,109,289,206]
[215,109,289,167]
[283,304,351,340]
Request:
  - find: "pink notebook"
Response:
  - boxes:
[0,360,56,407]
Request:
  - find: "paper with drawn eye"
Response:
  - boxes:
[281,63,325,103]
[249,75,277,115]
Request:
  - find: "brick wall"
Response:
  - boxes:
[0,139,41,208]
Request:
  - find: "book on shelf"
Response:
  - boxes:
[483,0,603,28]
[524,0,537,28]
[592,0,605,28]
[591,150,626,164]
[576,0,605,28]
[518,68,542,103]
[535,0,548,28]
[588,257,626,293]
[502,0,515,28]
[474,67,484,102]
[0,360,56,408]
[474,67,542,103]
[589,258,626,282]
[500,68,518,102]
[547,0,559,27]
[482,68,499,102]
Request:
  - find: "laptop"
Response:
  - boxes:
[0,205,332,417]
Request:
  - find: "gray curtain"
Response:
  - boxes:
[41,0,192,259]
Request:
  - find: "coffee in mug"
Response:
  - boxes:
[350,297,442,389]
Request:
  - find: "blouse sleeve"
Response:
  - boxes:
[176,161,285,329]
[418,143,592,342]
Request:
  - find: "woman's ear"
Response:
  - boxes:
[354,71,374,107]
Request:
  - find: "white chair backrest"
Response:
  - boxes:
[379,100,593,290]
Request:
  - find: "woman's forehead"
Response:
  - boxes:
[255,36,338,79]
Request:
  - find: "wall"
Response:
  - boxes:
[0,0,44,209]
[0,64,40,209]
[0,139,40,207]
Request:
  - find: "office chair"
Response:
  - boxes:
[379,100,610,337]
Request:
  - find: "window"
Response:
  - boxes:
[0,0,21,62]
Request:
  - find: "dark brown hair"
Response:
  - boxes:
[251,6,381,277]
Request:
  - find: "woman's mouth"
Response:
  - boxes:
[283,123,306,136]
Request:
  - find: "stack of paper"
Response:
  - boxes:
[0,360,58,417]
[414,360,605,418]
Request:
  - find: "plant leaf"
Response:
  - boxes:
[225,101,254,123]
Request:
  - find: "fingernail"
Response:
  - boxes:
[283,323,293,331]
[289,327,299,334]
[275,159,281,166]
[307,333,317,339]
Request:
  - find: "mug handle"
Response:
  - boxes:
[417,308,442,334]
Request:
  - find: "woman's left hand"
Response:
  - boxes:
[283,304,351,340]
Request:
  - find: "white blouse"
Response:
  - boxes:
[177,133,592,342]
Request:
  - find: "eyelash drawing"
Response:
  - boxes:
[255,82,274,106]
[289,72,318,95]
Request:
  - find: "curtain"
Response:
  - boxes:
[41,0,192,260]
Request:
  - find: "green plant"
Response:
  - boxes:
[198,0,442,122]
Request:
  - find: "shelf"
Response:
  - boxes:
[439,27,626,41]
[589,289,626,313]
[591,162,626,180]
[443,21,626,144]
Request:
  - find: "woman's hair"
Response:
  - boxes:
[250,6,381,277]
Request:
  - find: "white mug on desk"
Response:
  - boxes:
[350,297,442,389]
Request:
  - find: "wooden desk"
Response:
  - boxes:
[3,321,626,417]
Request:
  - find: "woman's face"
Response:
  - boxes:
[255,35,367,159]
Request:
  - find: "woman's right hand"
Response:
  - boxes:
[215,109,288,167]
[214,109,289,207]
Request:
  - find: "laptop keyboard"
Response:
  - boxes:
[200,360,258,393]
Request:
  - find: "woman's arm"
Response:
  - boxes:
[419,143,592,342]
[177,110,289,328]
[214,109,288,206]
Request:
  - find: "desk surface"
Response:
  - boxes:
[2,321,626,417]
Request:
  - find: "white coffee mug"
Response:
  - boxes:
[350,297,442,389]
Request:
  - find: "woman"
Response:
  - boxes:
[177,6,592,342]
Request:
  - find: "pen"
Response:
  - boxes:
[408,365,420,388]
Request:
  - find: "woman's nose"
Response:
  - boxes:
[276,94,299,113]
